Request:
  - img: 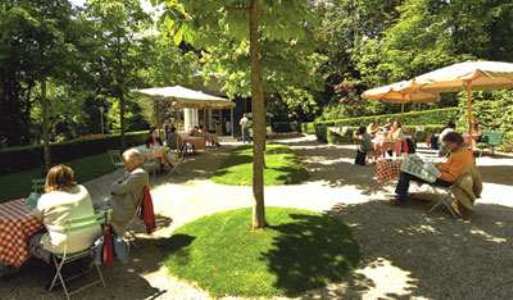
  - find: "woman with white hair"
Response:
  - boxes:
[110,148,150,235]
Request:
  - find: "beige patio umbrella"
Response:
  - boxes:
[362,80,440,104]
[396,60,513,133]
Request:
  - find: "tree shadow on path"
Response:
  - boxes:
[325,200,513,299]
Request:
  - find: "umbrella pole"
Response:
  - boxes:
[466,81,473,135]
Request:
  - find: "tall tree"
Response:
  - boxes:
[0,0,82,170]
[158,0,319,229]
[85,0,151,148]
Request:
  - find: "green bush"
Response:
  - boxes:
[0,131,148,174]
[315,107,459,127]
[301,122,316,135]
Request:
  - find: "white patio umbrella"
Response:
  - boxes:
[362,80,440,104]
[133,85,235,109]
[396,60,513,133]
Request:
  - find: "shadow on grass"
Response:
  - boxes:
[155,234,196,267]
[262,213,361,297]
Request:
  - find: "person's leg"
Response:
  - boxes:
[432,178,452,188]
[29,233,52,264]
[395,172,428,202]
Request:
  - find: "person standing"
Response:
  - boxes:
[239,114,250,143]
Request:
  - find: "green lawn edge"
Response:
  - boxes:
[163,207,360,298]
[210,144,309,186]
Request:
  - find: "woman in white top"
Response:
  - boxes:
[30,165,101,262]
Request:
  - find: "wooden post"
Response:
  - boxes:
[466,81,473,135]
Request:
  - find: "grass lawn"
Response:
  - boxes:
[0,153,116,203]
[211,144,309,186]
[163,208,360,297]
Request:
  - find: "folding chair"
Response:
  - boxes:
[427,185,458,218]
[107,150,125,169]
[32,178,46,193]
[47,213,107,300]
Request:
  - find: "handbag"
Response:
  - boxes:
[102,225,114,266]
[138,186,156,234]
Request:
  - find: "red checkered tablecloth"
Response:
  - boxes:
[0,199,43,267]
[375,159,402,183]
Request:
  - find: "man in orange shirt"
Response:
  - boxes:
[393,132,474,204]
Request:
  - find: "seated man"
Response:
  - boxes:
[30,165,101,262]
[110,148,150,236]
[393,132,474,205]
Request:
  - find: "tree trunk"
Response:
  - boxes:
[119,87,126,150]
[41,80,51,174]
[249,0,266,229]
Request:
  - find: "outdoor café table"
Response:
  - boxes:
[0,199,43,268]
[375,158,403,184]
[375,154,445,184]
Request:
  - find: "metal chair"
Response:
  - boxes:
[427,185,458,218]
[107,150,125,169]
[477,130,504,156]
[32,178,46,193]
[47,213,107,300]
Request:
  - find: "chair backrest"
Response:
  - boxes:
[32,178,46,193]
[485,131,504,146]
[61,212,107,234]
[108,150,123,165]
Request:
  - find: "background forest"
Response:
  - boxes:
[1,0,513,148]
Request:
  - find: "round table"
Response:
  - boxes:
[0,199,43,267]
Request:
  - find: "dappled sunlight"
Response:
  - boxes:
[332,200,513,298]
[354,258,422,299]
[470,228,507,243]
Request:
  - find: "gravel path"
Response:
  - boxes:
[2,135,513,299]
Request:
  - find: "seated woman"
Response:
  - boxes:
[366,121,380,137]
[200,126,220,147]
[393,132,474,205]
[110,149,150,236]
[464,121,483,150]
[29,165,101,262]
[146,127,174,171]
[388,120,405,156]
[189,126,201,137]
[165,126,181,150]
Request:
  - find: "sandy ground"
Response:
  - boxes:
[2,135,513,299]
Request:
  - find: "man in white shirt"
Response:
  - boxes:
[239,114,250,143]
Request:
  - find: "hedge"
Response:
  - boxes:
[315,107,460,127]
[0,131,148,174]
[322,125,445,145]
[313,108,460,143]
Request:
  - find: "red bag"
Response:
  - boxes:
[138,186,156,234]
[102,225,114,267]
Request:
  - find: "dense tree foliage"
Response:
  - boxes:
[1,0,512,150]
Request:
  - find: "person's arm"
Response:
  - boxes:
[111,173,133,196]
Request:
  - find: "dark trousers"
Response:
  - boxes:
[354,150,367,166]
[395,172,452,202]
